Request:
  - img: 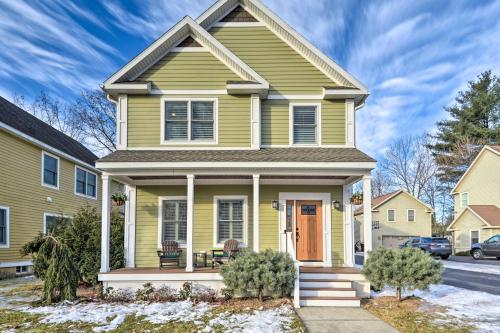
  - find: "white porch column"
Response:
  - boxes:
[100,174,112,273]
[124,184,136,268]
[186,174,195,272]
[363,174,373,258]
[253,174,260,252]
[343,185,354,267]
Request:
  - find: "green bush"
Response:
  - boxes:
[220,249,295,301]
[362,247,444,301]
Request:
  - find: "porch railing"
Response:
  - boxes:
[286,232,300,308]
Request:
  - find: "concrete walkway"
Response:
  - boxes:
[296,307,399,333]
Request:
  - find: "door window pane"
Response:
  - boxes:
[162,200,187,243]
[293,106,317,144]
[43,154,58,187]
[217,200,244,243]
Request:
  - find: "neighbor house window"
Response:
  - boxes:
[471,230,479,246]
[75,167,97,198]
[387,209,396,222]
[42,152,59,189]
[407,209,415,222]
[163,99,215,142]
[161,199,187,244]
[0,207,9,247]
[44,213,71,234]
[292,105,318,145]
[216,198,246,244]
[461,193,469,208]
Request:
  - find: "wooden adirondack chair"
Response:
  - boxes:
[211,239,239,269]
[157,240,182,268]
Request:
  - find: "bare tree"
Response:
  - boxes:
[371,168,393,197]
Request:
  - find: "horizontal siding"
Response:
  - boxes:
[0,131,101,263]
[210,26,336,95]
[137,52,240,90]
[127,95,251,148]
[321,100,345,145]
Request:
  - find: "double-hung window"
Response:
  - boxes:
[42,152,59,189]
[471,230,479,246]
[161,199,187,244]
[163,99,215,143]
[387,209,396,222]
[216,198,246,245]
[75,167,97,198]
[292,104,318,145]
[0,206,9,248]
[407,209,415,222]
[461,193,469,208]
[44,213,71,234]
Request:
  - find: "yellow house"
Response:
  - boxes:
[354,190,433,248]
[447,145,500,254]
[0,96,102,276]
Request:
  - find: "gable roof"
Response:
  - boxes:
[196,0,369,94]
[0,96,98,167]
[354,190,433,215]
[450,145,500,194]
[102,16,268,95]
[448,205,500,230]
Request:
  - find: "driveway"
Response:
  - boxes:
[442,268,500,295]
[448,255,500,265]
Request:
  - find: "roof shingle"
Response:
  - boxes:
[469,205,500,227]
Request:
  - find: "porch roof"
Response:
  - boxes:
[98,148,375,164]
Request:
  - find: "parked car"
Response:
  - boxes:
[400,237,452,259]
[470,235,500,260]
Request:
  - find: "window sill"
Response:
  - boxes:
[42,183,59,190]
[160,141,218,146]
[75,192,97,200]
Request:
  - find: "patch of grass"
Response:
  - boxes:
[363,296,475,333]
[5,281,43,297]
[288,310,306,333]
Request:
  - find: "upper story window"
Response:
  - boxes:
[387,209,396,222]
[461,192,469,208]
[42,152,59,189]
[162,98,216,144]
[75,167,97,199]
[407,209,415,222]
[0,206,9,248]
[291,104,319,145]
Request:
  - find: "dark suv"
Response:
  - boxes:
[471,235,500,260]
[400,237,452,259]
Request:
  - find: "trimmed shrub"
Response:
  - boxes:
[362,247,444,301]
[221,249,295,301]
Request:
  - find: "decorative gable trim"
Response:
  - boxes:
[102,16,268,94]
[197,0,369,94]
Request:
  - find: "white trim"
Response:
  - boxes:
[252,175,260,251]
[160,97,218,145]
[100,175,111,273]
[268,94,324,100]
[41,151,60,190]
[171,47,209,52]
[43,212,72,234]
[0,206,10,248]
[104,82,151,95]
[96,161,377,170]
[125,146,256,151]
[362,175,372,257]
[278,192,332,267]
[451,145,500,194]
[448,206,494,230]
[116,94,128,150]
[186,174,195,272]
[260,144,351,149]
[470,229,480,246]
[460,192,469,208]
[323,88,366,99]
[0,260,32,268]
[98,272,223,282]
[345,99,355,148]
[211,22,265,27]
[213,195,249,248]
[250,94,261,149]
[343,185,354,267]
[151,89,227,95]
[124,185,136,268]
[289,103,322,146]
[387,209,396,222]
[0,122,99,172]
[157,196,188,249]
[406,209,416,223]
[74,165,98,200]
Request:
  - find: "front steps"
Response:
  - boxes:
[297,267,362,307]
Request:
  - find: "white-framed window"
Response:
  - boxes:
[158,197,187,247]
[161,98,217,144]
[470,230,479,246]
[407,209,416,222]
[43,213,71,234]
[213,195,247,247]
[0,206,10,248]
[290,103,320,145]
[74,166,97,199]
[461,192,469,208]
[387,209,396,222]
[41,151,59,189]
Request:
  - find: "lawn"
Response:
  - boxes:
[0,277,305,333]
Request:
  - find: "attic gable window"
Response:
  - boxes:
[162,98,217,144]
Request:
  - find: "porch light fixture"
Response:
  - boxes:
[272,200,279,210]
[333,200,341,210]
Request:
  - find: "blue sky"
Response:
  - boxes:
[0,0,499,158]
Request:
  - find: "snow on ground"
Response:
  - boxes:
[208,306,293,333]
[374,284,500,332]
[442,260,500,275]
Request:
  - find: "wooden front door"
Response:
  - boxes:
[295,200,323,261]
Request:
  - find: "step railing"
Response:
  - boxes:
[286,232,300,308]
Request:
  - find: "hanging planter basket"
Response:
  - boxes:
[111,192,128,206]
[350,193,363,205]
